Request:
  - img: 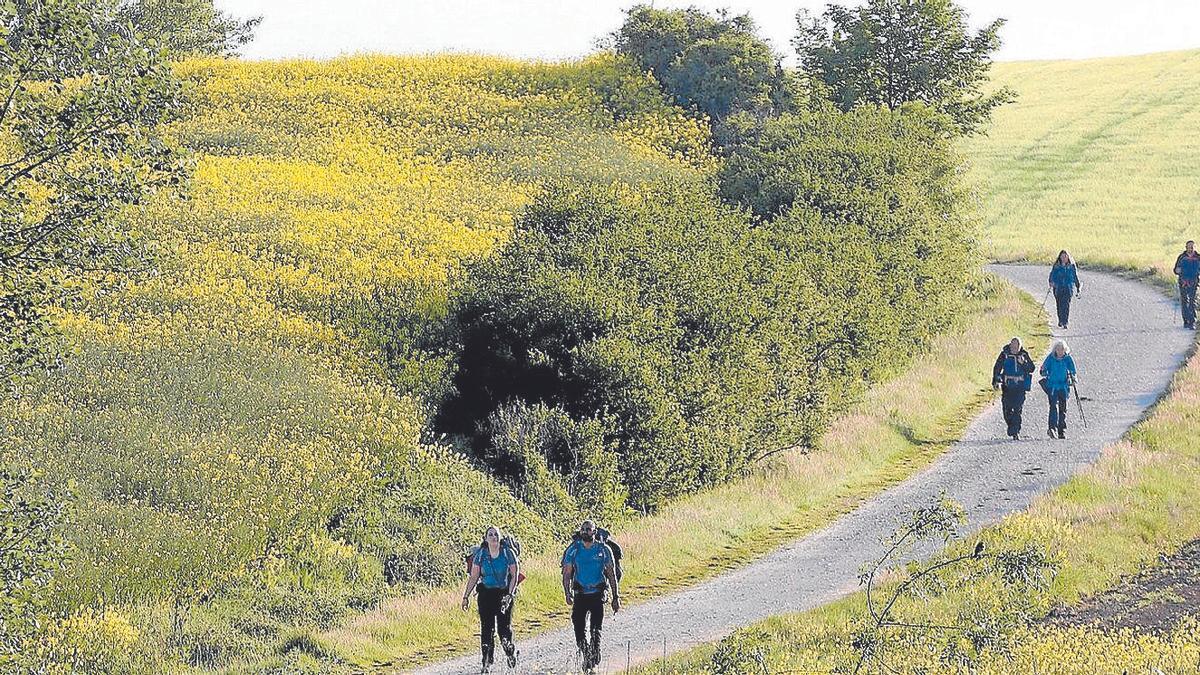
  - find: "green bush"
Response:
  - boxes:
[443,167,972,512]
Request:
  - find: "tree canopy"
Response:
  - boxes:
[794,0,1013,135]
[0,0,187,384]
[613,5,794,122]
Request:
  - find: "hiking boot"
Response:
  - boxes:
[1047,428,1055,439]
[1058,428,1066,439]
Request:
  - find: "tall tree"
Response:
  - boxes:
[114,0,261,58]
[613,5,795,123]
[794,0,1014,135]
[0,0,186,384]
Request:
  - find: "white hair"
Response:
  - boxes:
[1053,339,1070,354]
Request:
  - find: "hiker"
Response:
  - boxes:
[1048,250,1081,329]
[1040,339,1078,440]
[571,525,624,583]
[562,519,620,673]
[1174,241,1200,328]
[992,336,1035,440]
[461,525,520,672]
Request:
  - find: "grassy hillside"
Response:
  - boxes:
[1,54,713,671]
[967,48,1200,280]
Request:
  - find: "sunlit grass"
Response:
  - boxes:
[966,49,1200,285]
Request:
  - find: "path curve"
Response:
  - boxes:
[419,266,1192,674]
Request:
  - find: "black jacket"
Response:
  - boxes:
[992,347,1035,386]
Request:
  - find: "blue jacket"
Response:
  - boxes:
[1049,264,1080,291]
[1040,353,1077,394]
[1175,252,1200,282]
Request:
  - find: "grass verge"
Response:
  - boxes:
[309,274,1046,670]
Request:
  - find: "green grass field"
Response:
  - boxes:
[967,49,1200,282]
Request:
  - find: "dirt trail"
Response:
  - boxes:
[417,265,1193,674]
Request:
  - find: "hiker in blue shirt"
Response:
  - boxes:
[1040,339,1078,440]
[462,526,520,672]
[1048,250,1081,329]
[1174,241,1200,328]
[992,337,1036,440]
[562,519,620,673]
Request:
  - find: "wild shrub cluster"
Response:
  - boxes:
[443,115,974,513]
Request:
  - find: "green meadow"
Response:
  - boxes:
[967,49,1200,281]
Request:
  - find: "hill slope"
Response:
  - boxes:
[966,48,1200,278]
[0,54,713,670]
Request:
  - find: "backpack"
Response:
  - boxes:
[464,534,526,592]
[570,526,623,582]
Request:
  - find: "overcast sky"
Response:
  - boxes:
[213,0,1200,64]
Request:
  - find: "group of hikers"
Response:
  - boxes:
[457,244,1200,672]
[461,520,621,673]
[993,242,1199,440]
[993,249,1082,440]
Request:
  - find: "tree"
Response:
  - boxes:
[0,0,186,384]
[794,0,1014,135]
[113,0,261,58]
[613,5,794,123]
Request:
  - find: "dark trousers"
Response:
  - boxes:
[1001,384,1026,437]
[477,587,514,663]
[1053,287,1073,326]
[1048,389,1068,431]
[572,591,605,660]
[1181,281,1197,327]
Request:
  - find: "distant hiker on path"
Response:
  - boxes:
[993,337,1035,440]
[562,519,620,673]
[1174,241,1200,329]
[461,526,520,672]
[1049,250,1082,329]
[1040,340,1078,440]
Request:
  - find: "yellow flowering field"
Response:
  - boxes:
[0,53,713,668]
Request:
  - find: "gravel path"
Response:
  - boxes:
[418,266,1192,675]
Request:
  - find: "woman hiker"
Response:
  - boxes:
[992,336,1036,440]
[461,525,520,672]
[1049,250,1082,329]
[1040,339,1078,440]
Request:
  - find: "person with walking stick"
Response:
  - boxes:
[1173,241,1200,329]
[1040,339,1078,440]
[993,337,1035,440]
[1048,250,1081,329]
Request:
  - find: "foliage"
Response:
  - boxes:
[613,5,795,123]
[0,0,186,385]
[0,468,67,667]
[443,154,973,512]
[794,0,1014,135]
[483,401,627,527]
[718,104,976,354]
[111,0,261,58]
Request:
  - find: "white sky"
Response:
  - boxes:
[213,0,1200,64]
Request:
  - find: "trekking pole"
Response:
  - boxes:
[1041,287,1051,313]
[1070,377,1088,429]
